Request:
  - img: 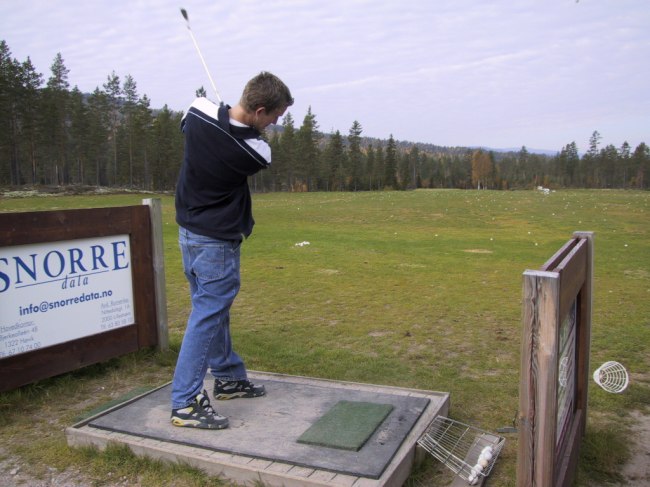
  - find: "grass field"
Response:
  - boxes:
[1,189,649,486]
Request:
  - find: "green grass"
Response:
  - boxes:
[1,189,649,486]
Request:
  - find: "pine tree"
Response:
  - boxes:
[122,75,139,187]
[384,135,397,189]
[348,121,363,191]
[150,105,183,190]
[297,107,320,191]
[584,130,602,187]
[599,144,618,188]
[375,145,385,189]
[136,94,153,189]
[275,112,296,191]
[103,71,121,185]
[397,150,409,189]
[408,145,421,189]
[86,88,111,186]
[44,53,71,184]
[18,57,43,184]
[366,144,376,190]
[325,130,346,191]
[631,142,648,189]
[68,87,88,184]
[0,41,21,185]
[620,141,631,188]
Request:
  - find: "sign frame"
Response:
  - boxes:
[517,231,594,487]
[0,202,165,392]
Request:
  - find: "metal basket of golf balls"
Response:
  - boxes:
[417,416,505,485]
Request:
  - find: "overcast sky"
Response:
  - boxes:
[2,0,648,152]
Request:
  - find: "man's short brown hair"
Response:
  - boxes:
[240,72,294,113]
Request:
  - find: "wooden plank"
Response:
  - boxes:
[540,238,578,273]
[517,270,561,487]
[0,325,139,391]
[142,199,168,351]
[554,409,583,487]
[127,206,158,349]
[534,273,560,487]
[556,239,587,320]
[517,271,539,486]
[0,207,134,245]
[573,232,594,438]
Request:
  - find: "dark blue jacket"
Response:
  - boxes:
[175,98,271,240]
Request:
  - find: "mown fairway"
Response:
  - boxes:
[1,189,648,486]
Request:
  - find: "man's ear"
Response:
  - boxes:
[254,106,267,117]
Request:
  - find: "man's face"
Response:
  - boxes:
[254,106,288,131]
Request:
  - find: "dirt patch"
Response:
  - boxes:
[317,268,340,275]
[368,330,392,337]
[616,410,650,486]
[463,249,493,254]
[0,447,89,487]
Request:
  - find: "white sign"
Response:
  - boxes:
[0,235,135,359]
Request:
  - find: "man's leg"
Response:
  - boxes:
[171,229,244,427]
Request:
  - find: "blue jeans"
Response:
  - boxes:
[171,227,248,409]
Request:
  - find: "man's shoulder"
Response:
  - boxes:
[187,97,220,119]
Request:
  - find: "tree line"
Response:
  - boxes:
[1,41,648,192]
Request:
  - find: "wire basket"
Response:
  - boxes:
[417,416,505,485]
[593,361,629,393]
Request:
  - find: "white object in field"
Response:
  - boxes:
[294,241,310,247]
[593,361,629,393]
[479,447,493,461]
[417,416,505,483]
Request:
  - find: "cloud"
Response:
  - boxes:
[1,0,648,149]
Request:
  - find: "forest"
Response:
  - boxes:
[1,41,648,192]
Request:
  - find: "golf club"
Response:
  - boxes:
[180,7,223,104]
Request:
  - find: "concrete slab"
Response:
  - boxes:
[67,371,449,486]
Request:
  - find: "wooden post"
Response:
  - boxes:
[519,270,560,486]
[517,233,594,487]
[143,198,169,351]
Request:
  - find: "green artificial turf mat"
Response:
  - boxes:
[297,400,394,451]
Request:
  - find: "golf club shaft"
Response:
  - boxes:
[181,8,222,104]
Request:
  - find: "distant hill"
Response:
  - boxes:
[486,147,559,156]
[267,126,558,157]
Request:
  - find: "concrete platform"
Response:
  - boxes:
[66,371,449,486]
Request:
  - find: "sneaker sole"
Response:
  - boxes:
[171,417,229,429]
[214,390,266,400]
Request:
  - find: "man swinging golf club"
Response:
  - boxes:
[171,70,293,429]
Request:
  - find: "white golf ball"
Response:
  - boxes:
[481,446,494,458]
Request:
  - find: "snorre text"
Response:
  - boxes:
[0,235,135,359]
[0,239,129,293]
